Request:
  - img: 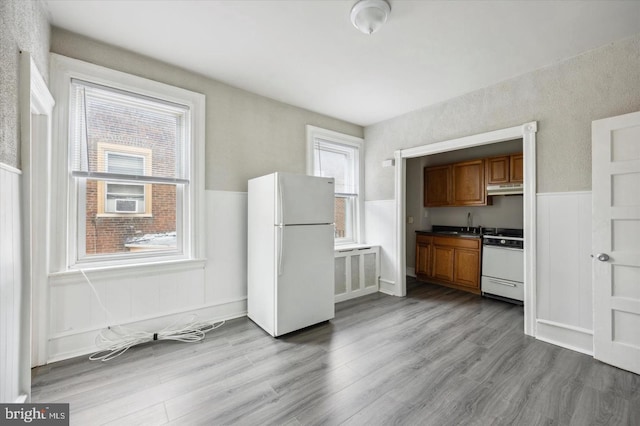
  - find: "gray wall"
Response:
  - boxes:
[0,0,50,168]
[365,33,640,201]
[50,28,363,192]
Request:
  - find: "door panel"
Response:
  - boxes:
[454,249,480,288]
[592,110,640,375]
[277,173,335,225]
[482,246,524,283]
[452,160,486,206]
[432,246,454,282]
[275,224,334,336]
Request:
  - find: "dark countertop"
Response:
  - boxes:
[416,225,482,239]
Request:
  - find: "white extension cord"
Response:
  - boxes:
[80,269,225,361]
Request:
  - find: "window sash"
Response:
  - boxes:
[69,78,189,180]
[313,140,358,196]
[69,80,188,263]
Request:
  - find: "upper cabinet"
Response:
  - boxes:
[424,152,523,207]
[452,159,486,206]
[423,165,452,207]
[486,156,509,184]
[486,153,523,184]
[424,160,488,207]
[510,153,524,183]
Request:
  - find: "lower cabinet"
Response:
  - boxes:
[415,236,432,277]
[432,246,455,282]
[415,234,481,294]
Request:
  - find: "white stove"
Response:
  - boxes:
[481,228,524,304]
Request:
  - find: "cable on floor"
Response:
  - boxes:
[80,269,225,362]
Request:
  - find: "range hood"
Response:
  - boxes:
[487,183,523,196]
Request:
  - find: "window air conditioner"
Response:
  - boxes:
[115,199,138,213]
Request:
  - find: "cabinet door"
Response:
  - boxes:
[424,165,451,207]
[432,246,454,282]
[415,242,431,277]
[452,159,486,206]
[453,249,480,289]
[510,153,524,183]
[486,156,509,184]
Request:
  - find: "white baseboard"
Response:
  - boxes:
[335,286,378,303]
[535,319,593,356]
[406,267,416,278]
[47,298,247,363]
[379,278,396,296]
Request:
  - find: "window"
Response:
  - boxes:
[306,125,364,245]
[51,54,205,268]
[98,145,152,215]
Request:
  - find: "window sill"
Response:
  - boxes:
[49,258,207,285]
[96,213,153,218]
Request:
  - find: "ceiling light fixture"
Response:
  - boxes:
[350,0,391,35]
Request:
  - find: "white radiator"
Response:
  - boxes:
[334,245,380,302]
[0,164,23,403]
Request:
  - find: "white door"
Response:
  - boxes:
[276,173,335,225]
[592,110,640,375]
[275,224,334,336]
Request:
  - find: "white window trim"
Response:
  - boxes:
[49,54,205,271]
[306,125,364,246]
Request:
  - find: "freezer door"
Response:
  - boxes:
[275,224,335,336]
[276,173,335,225]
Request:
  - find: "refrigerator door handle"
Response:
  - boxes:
[277,178,284,225]
[277,226,284,276]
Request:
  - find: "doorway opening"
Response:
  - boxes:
[393,122,538,336]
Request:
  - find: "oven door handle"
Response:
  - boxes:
[482,245,524,252]
[484,277,518,287]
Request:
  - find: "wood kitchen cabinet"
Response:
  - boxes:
[424,160,488,207]
[415,233,481,294]
[452,159,486,206]
[415,234,432,278]
[453,249,481,289]
[486,153,523,184]
[432,245,455,282]
[423,165,451,207]
[486,156,510,184]
[510,153,524,183]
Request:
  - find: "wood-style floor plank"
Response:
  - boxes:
[31,278,639,425]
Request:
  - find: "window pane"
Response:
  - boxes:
[314,143,356,194]
[71,81,186,179]
[84,181,177,256]
[335,196,355,241]
[106,152,144,175]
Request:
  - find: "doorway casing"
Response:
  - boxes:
[393,122,537,336]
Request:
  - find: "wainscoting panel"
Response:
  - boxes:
[0,164,23,402]
[536,191,593,354]
[45,190,250,361]
[365,200,396,294]
[204,191,248,304]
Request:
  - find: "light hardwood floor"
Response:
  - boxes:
[32,278,640,425]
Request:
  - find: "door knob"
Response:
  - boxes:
[595,253,610,262]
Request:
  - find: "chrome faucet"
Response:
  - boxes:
[467,212,472,232]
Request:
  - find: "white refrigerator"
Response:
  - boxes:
[247,172,335,337]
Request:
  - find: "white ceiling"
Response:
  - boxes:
[45,0,640,127]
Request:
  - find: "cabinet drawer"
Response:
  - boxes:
[481,276,524,301]
[416,234,432,244]
[432,236,480,250]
